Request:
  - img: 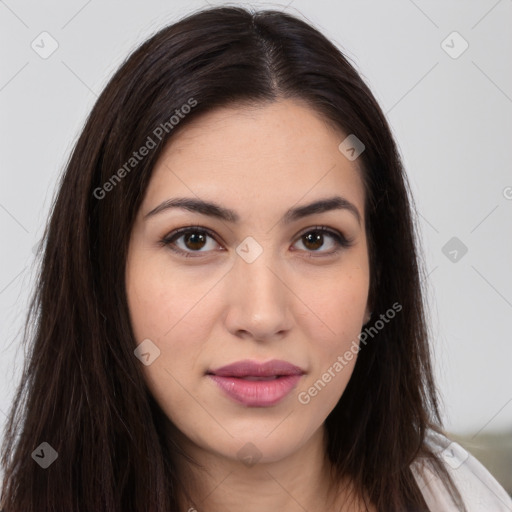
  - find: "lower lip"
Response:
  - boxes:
[208,374,303,407]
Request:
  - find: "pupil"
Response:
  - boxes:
[183,231,325,251]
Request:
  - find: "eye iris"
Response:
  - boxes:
[177,230,333,252]
[303,231,323,251]
[185,232,207,250]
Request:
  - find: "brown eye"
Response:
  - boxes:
[302,231,324,251]
[292,227,351,256]
[183,232,207,251]
[160,226,222,257]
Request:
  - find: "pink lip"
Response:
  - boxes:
[207,359,305,407]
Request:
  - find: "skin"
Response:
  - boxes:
[125,98,374,511]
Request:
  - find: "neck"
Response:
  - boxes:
[170,424,366,512]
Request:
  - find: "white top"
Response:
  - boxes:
[411,430,512,511]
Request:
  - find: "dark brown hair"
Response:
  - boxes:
[1,6,465,511]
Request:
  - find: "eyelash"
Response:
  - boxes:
[158,225,353,259]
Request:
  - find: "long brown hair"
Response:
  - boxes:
[1,6,465,511]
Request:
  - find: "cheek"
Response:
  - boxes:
[126,254,217,345]
[126,255,223,410]
[302,266,369,342]
[126,240,370,424]
[294,267,369,407]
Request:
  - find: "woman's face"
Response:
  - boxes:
[125,98,370,464]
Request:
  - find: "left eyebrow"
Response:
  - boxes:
[282,196,361,226]
[144,195,361,226]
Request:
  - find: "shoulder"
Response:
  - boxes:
[410,429,512,511]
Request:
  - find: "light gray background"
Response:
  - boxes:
[1,0,511,443]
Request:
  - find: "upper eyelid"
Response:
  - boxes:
[295,225,344,238]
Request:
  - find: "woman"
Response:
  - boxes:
[1,6,510,511]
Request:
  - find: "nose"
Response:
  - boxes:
[223,248,293,342]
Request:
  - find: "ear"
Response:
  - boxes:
[363,304,372,325]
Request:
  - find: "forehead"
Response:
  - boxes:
[143,98,366,221]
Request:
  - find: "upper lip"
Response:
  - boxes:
[208,359,305,378]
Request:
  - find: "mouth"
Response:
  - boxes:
[207,359,305,407]
[233,376,280,381]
